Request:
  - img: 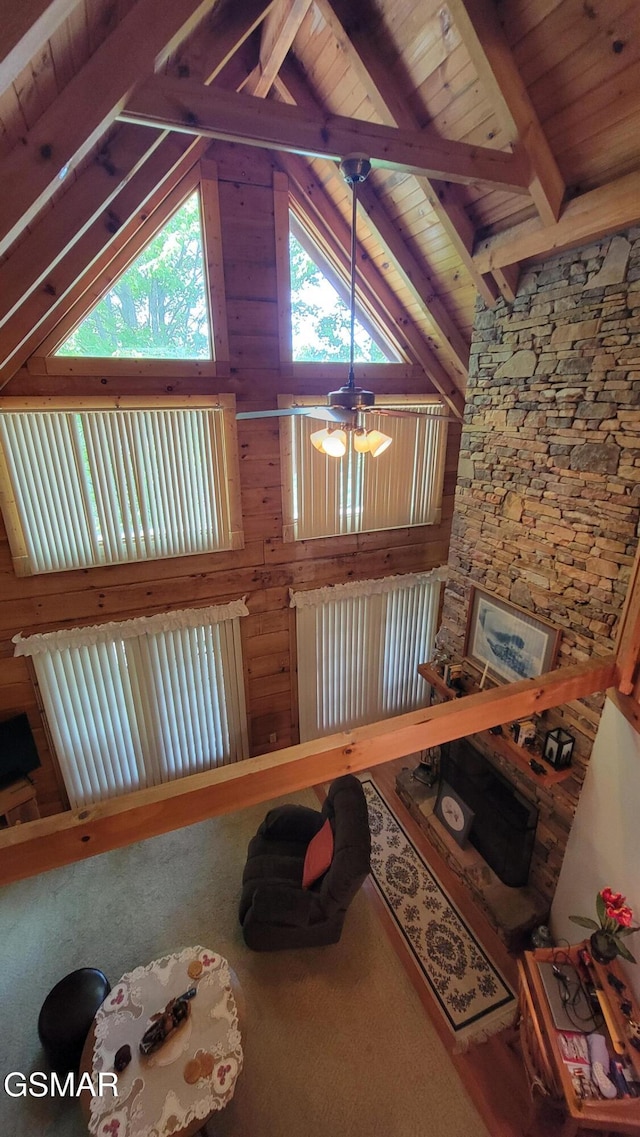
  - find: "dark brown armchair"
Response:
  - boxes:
[239,774,371,951]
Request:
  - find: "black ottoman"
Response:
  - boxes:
[38,968,110,1074]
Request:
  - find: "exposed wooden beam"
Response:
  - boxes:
[0,0,80,94]
[285,155,465,418]
[244,0,313,98]
[273,66,469,382]
[0,655,615,886]
[447,0,564,227]
[120,76,531,193]
[312,0,499,308]
[0,0,219,258]
[474,170,640,274]
[607,688,640,737]
[492,263,521,304]
[0,0,275,330]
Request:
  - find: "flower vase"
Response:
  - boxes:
[590,930,618,964]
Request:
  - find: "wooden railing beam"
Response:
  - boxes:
[0,655,615,886]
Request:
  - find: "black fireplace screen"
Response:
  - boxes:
[440,738,538,888]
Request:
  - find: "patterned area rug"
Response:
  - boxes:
[362,778,516,1049]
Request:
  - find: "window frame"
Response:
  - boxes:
[278,393,449,543]
[0,395,243,577]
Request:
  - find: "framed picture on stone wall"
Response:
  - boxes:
[463,587,561,685]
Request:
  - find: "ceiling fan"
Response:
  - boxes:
[235,156,436,457]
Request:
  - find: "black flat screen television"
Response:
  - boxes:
[0,713,40,790]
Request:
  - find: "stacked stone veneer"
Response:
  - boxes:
[439,229,640,905]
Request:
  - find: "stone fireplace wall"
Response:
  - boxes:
[438,228,640,903]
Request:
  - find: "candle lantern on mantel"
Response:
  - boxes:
[543,727,574,770]
[413,746,441,787]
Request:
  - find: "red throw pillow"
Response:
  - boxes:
[302,819,334,888]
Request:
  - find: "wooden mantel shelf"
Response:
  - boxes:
[417,662,573,787]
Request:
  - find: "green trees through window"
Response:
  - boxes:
[289,232,394,363]
[57,192,211,360]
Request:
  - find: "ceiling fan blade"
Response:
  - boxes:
[236,407,317,419]
[302,407,355,424]
[366,408,444,419]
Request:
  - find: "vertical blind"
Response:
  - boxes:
[291,570,445,741]
[283,400,448,541]
[0,404,238,574]
[13,602,249,808]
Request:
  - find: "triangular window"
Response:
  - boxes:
[289,214,398,363]
[57,191,211,360]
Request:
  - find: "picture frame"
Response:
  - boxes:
[434,781,475,848]
[463,586,560,686]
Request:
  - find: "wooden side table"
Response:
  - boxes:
[0,777,39,827]
[517,945,640,1135]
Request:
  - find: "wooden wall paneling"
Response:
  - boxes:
[0,655,617,886]
[0,0,219,258]
[272,169,292,366]
[199,157,230,365]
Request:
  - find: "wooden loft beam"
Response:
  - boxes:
[120,77,531,193]
[284,154,465,418]
[474,170,640,274]
[0,655,615,887]
[0,0,80,94]
[244,0,313,97]
[447,0,564,228]
[0,0,275,330]
[312,0,498,308]
[492,263,521,305]
[0,0,219,259]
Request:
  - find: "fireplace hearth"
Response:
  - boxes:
[395,762,548,950]
[441,738,539,888]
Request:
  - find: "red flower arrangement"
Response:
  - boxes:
[570,888,639,963]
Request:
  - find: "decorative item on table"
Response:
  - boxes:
[114,1044,132,1072]
[531,923,554,950]
[139,987,197,1055]
[510,718,536,747]
[543,727,574,769]
[412,746,441,787]
[570,888,640,964]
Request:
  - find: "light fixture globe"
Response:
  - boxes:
[323,428,347,457]
[367,429,392,457]
[353,429,371,453]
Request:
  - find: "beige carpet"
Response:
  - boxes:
[0,790,489,1137]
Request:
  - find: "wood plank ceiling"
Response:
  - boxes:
[0,0,639,402]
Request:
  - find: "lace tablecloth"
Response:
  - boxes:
[88,946,243,1137]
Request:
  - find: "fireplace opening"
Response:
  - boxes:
[441,738,539,887]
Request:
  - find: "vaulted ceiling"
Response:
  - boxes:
[0,0,638,402]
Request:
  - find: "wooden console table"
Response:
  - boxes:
[0,777,39,827]
[518,945,640,1135]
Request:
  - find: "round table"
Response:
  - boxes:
[80,947,243,1137]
